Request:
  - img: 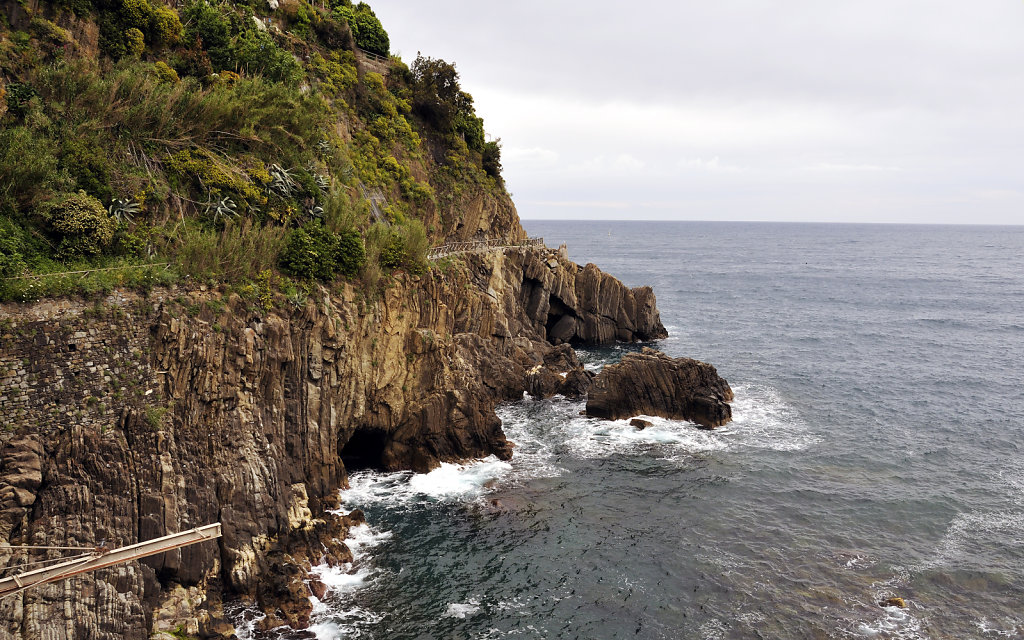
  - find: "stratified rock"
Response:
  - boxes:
[586,348,734,428]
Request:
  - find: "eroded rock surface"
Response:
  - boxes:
[586,348,734,429]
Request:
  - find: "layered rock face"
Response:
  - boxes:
[0,247,665,639]
[585,348,735,428]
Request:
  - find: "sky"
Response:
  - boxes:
[369,1,1024,224]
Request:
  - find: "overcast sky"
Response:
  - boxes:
[370,1,1024,224]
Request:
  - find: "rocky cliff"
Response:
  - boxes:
[0,246,665,638]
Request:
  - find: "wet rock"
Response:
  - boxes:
[586,348,734,428]
[308,578,327,600]
[630,418,653,430]
[880,597,907,609]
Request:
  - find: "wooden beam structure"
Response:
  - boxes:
[0,523,222,598]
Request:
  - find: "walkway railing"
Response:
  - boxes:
[427,237,545,261]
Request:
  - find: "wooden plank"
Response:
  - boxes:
[0,523,221,598]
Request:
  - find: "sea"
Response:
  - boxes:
[236,221,1024,639]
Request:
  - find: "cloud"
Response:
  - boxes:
[676,157,743,173]
[804,163,903,173]
[372,0,1024,224]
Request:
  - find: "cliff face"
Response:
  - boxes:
[0,247,665,638]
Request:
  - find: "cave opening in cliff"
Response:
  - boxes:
[341,427,388,471]
[545,295,578,345]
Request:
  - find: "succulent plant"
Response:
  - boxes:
[205,196,238,223]
[314,174,329,193]
[306,204,325,219]
[268,163,296,197]
[108,198,141,224]
[316,139,331,155]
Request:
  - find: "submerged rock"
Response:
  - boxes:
[630,418,653,430]
[880,597,907,609]
[585,348,734,428]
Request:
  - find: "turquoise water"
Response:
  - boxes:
[247,222,1024,639]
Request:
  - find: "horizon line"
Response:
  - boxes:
[517,218,1024,227]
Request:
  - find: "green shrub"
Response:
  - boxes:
[125,28,146,58]
[170,219,287,281]
[182,1,231,67]
[314,15,353,51]
[279,222,365,281]
[153,61,180,83]
[482,140,502,180]
[29,17,72,47]
[4,83,38,119]
[149,5,183,46]
[0,217,29,278]
[335,228,366,277]
[39,191,117,259]
[60,136,113,203]
[230,29,302,84]
[122,0,153,31]
[0,127,60,212]
[335,2,388,56]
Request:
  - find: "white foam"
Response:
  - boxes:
[339,456,514,509]
[975,617,1023,637]
[569,413,729,459]
[443,599,481,619]
[929,509,1024,569]
[408,459,512,499]
[855,606,923,639]
[303,519,390,639]
[728,383,820,451]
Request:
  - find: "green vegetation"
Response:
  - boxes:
[0,0,505,303]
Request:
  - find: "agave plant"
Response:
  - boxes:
[287,290,308,309]
[316,139,331,156]
[205,196,238,224]
[268,163,296,197]
[108,198,141,224]
[314,173,329,193]
[306,204,325,219]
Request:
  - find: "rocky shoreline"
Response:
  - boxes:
[0,245,690,638]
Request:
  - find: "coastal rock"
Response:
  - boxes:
[630,418,653,430]
[0,245,664,637]
[586,348,734,428]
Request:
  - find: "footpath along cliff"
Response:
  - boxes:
[0,239,666,638]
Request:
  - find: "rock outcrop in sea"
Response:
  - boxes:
[585,347,734,428]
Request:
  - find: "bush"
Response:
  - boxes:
[125,28,146,58]
[38,191,117,259]
[482,140,502,180]
[60,136,113,202]
[4,83,38,119]
[367,219,427,274]
[150,6,183,47]
[153,61,180,83]
[314,16,353,51]
[0,217,29,278]
[279,222,365,281]
[335,2,388,56]
[122,0,152,31]
[182,1,231,68]
[0,126,60,212]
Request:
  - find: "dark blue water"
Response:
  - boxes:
[259,222,1024,639]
